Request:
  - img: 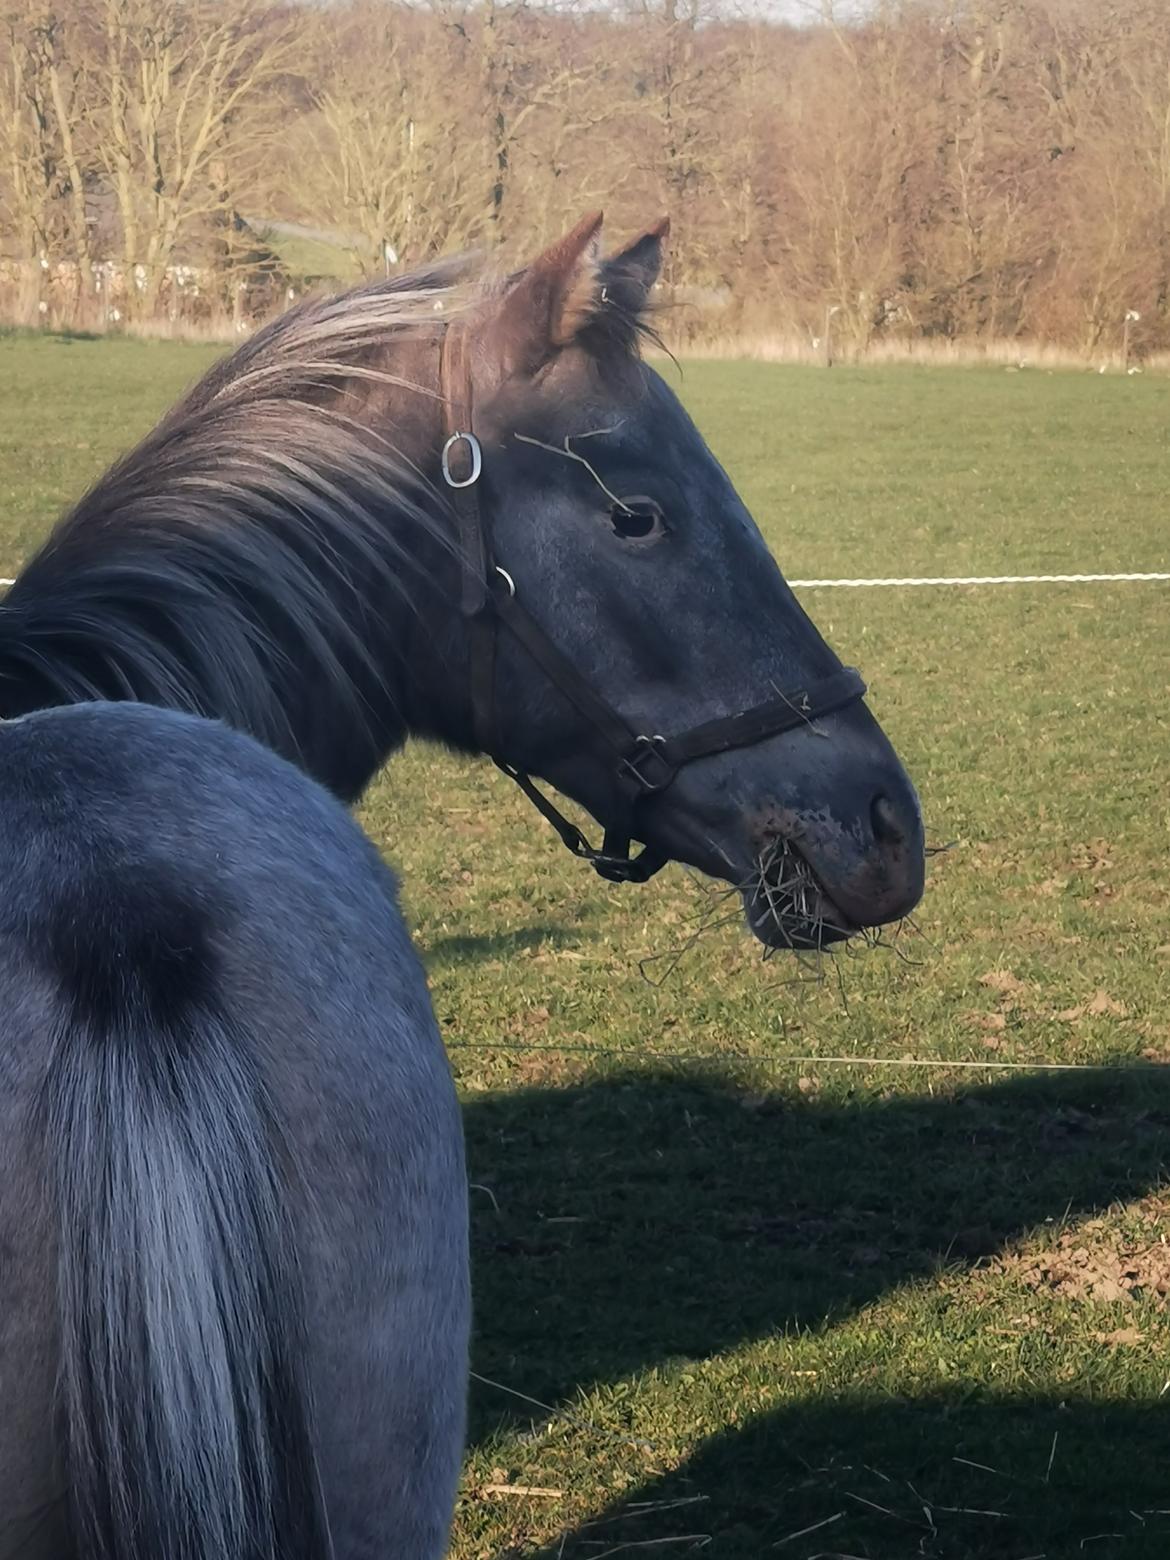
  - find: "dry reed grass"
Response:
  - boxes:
[652,329,1157,373]
[3,279,1164,370]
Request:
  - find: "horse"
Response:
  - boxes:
[0,211,923,940]
[0,702,467,1560]
[0,211,926,1558]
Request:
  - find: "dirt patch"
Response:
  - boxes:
[993,1195,1170,1304]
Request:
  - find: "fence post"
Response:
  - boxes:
[1123,309,1140,373]
[824,304,841,367]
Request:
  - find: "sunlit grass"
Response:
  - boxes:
[3,336,1168,1557]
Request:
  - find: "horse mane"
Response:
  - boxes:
[0,261,475,795]
[0,242,658,797]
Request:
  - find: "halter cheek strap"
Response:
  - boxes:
[437,328,867,885]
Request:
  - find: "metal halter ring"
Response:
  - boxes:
[441,431,483,489]
[622,733,673,792]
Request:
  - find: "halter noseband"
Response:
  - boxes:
[437,328,867,885]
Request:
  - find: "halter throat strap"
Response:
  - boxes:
[436,327,867,885]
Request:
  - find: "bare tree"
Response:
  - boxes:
[440,0,610,247]
[277,1,485,275]
[86,0,296,314]
[767,11,925,348]
[0,3,91,286]
[5,0,1170,351]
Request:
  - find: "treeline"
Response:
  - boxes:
[2,0,1170,355]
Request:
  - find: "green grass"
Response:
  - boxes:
[3,335,1169,1557]
[267,230,365,285]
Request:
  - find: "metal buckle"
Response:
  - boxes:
[441,431,482,489]
[620,734,674,793]
[591,842,665,885]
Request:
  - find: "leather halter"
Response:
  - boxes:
[437,327,867,884]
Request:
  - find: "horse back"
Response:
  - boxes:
[0,701,468,1560]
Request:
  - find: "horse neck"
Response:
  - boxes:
[0,329,466,804]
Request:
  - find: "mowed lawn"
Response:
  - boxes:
[3,332,1169,1558]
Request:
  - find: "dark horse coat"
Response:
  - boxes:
[0,702,467,1560]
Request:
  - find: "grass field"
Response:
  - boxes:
[3,332,1169,1558]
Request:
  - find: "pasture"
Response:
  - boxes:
[2,332,1168,1558]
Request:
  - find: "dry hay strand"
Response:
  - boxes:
[637,835,944,1000]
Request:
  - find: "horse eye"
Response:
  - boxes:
[610,498,665,541]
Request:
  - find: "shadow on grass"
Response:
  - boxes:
[530,1393,1170,1559]
[462,1064,1170,1558]
[422,922,591,967]
[0,326,102,344]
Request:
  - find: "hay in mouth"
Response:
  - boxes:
[637,837,937,990]
[743,836,856,952]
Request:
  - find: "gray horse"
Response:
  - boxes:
[0,702,467,1560]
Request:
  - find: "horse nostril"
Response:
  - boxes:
[871,792,907,847]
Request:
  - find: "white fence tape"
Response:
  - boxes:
[787,572,1170,588]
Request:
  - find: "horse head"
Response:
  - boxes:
[422,213,925,948]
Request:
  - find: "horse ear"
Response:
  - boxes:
[496,212,605,370]
[599,217,669,319]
